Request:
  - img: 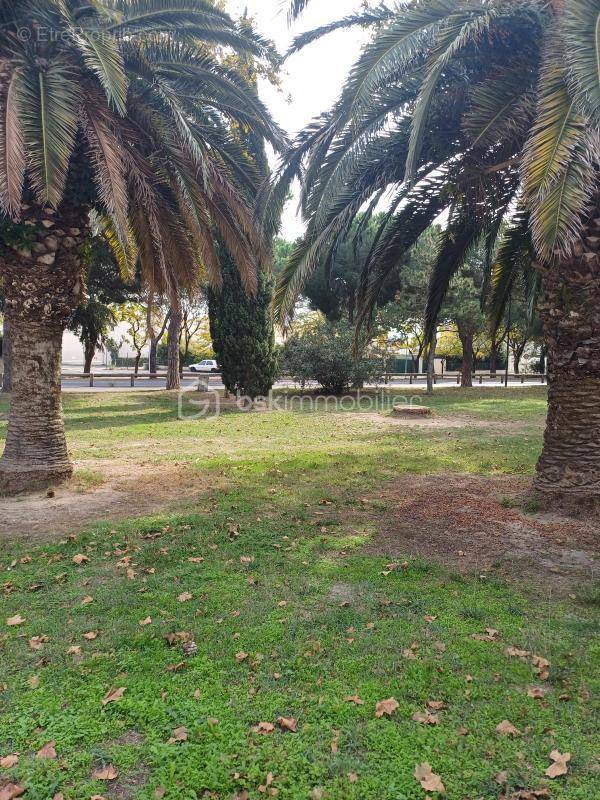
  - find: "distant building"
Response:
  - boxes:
[61,322,150,368]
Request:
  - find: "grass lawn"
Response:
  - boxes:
[0,389,598,800]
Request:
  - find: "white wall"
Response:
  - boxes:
[61,322,150,368]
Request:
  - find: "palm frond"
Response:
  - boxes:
[338,0,454,117]
[0,67,25,217]
[100,213,138,280]
[287,0,311,25]
[563,0,600,123]
[488,210,532,330]
[523,39,598,260]
[423,204,481,341]
[463,64,536,149]
[70,23,127,114]
[406,7,502,181]
[18,60,81,208]
[287,6,395,56]
[522,43,588,200]
[80,92,129,246]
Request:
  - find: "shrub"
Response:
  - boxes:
[281,321,384,394]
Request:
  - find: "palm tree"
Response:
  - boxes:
[0,0,286,493]
[272,0,600,502]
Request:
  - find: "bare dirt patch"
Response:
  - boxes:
[0,459,227,542]
[361,473,599,594]
[362,411,522,430]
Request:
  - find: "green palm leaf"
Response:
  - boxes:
[522,44,588,200]
[287,7,395,56]
[563,0,600,123]
[70,24,127,114]
[488,211,532,330]
[18,60,81,208]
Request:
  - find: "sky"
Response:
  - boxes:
[226,0,369,240]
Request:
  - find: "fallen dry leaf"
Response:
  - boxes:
[6,615,25,627]
[67,645,82,655]
[277,716,298,732]
[496,720,521,737]
[495,770,509,784]
[177,591,193,602]
[36,741,57,759]
[154,788,167,799]
[414,762,445,793]
[0,783,25,800]
[0,754,19,769]
[139,617,152,626]
[375,697,399,718]
[28,635,48,650]
[28,675,40,689]
[472,627,500,642]
[344,695,364,706]
[527,686,546,699]
[235,651,249,663]
[427,700,445,711]
[72,554,89,565]
[545,750,571,779]
[92,764,118,781]
[252,721,275,735]
[348,772,358,784]
[83,630,98,640]
[82,595,93,605]
[412,711,439,725]
[167,726,188,744]
[101,686,126,706]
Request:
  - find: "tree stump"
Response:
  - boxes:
[391,405,432,417]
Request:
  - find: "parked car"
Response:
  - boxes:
[189,359,219,373]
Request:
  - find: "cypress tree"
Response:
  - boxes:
[207,246,277,399]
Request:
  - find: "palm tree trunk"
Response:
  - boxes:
[83,343,95,374]
[426,338,436,395]
[457,324,474,388]
[0,204,88,494]
[534,217,600,499]
[166,295,182,390]
[489,337,498,378]
[1,312,12,392]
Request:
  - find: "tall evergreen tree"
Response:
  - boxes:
[207,246,277,399]
[206,14,279,401]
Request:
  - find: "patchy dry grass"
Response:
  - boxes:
[0,388,598,800]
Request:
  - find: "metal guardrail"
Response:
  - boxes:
[380,372,547,386]
[52,371,547,388]
[57,370,221,387]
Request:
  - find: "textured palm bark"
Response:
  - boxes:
[1,312,12,392]
[166,296,182,390]
[535,202,600,498]
[0,203,88,494]
[83,343,95,375]
[426,338,436,395]
[457,324,474,388]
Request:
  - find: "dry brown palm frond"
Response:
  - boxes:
[80,87,129,246]
[0,65,25,218]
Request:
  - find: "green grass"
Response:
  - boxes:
[0,388,598,799]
